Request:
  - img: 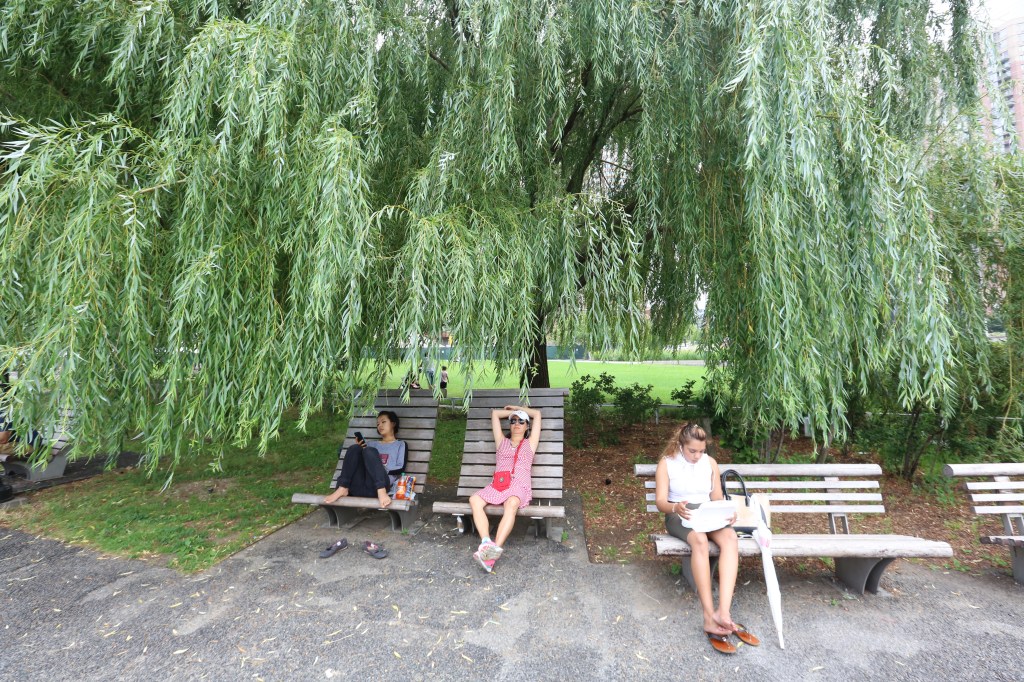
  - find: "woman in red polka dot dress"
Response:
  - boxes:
[468,404,543,572]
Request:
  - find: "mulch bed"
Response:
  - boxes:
[564,420,1012,579]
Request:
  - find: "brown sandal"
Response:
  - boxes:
[732,623,761,647]
[706,631,737,654]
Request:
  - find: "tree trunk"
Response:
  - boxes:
[900,404,922,480]
[699,417,716,458]
[527,309,550,388]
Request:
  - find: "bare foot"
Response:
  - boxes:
[324,487,350,504]
[703,615,731,635]
[378,491,392,508]
[713,610,736,633]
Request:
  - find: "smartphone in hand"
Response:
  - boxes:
[354,432,365,446]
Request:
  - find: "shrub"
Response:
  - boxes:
[611,382,660,426]
[670,380,716,422]
[566,373,616,446]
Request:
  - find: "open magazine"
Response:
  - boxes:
[679,499,735,533]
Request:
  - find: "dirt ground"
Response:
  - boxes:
[564,420,1012,578]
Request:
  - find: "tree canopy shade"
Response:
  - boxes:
[0,0,1021,471]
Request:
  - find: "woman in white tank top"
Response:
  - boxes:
[654,423,759,655]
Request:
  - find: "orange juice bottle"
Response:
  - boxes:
[395,476,407,500]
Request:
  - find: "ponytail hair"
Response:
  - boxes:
[661,422,707,459]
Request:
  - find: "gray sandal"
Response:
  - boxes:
[363,541,388,559]
[319,538,348,558]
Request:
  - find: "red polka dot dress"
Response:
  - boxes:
[476,437,535,506]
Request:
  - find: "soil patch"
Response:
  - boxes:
[564,421,1011,578]
[167,478,237,500]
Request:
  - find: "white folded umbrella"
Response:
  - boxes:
[751,498,784,649]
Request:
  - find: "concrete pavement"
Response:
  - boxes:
[2,492,1022,681]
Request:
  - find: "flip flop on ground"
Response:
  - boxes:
[319,538,348,558]
[706,631,737,654]
[363,541,388,559]
[732,623,760,647]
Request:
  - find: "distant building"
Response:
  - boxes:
[987,13,1024,153]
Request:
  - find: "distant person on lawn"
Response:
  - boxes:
[468,405,542,572]
[654,422,760,655]
[323,411,407,509]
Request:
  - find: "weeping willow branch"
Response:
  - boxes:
[0,0,1020,472]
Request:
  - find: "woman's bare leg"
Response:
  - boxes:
[494,497,521,546]
[709,527,739,630]
[689,532,730,634]
[469,494,491,541]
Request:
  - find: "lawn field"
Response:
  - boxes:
[387,360,706,403]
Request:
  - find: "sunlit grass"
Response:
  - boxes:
[388,359,706,402]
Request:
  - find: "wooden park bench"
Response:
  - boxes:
[0,416,73,483]
[943,462,1024,583]
[432,388,567,541]
[635,462,953,594]
[291,390,438,532]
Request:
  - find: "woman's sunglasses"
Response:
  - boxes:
[508,417,528,425]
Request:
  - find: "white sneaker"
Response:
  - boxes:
[473,550,496,573]
[478,541,504,561]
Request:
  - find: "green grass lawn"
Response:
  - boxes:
[2,409,347,572]
[1,361,705,572]
[389,359,705,402]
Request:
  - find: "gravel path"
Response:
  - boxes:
[2,492,1022,681]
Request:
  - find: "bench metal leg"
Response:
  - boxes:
[1012,547,1024,584]
[677,556,719,592]
[544,518,564,542]
[455,514,475,536]
[387,504,420,533]
[320,505,361,529]
[2,452,68,482]
[834,557,894,595]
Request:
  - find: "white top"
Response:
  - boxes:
[665,452,713,502]
[666,452,724,531]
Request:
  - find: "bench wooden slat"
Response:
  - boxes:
[646,504,886,514]
[642,480,879,490]
[965,481,1024,490]
[291,493,414,511]
[458,476,563,490]
[461,488,561,499]
[433,500,565,518]
[462,388,567,396]
[944,463,1024,477]
[349,406,437,418]
[463,395,567,408]
[972,505,1024,515]
[969,493,1024,503]
[466,418,565,429]
[370,398,438,408]
[650,533,953,558]
[462,452,564,466]
[634,463,883,477]
[980,535,1024,548]
[459,464,562,477]
[463,441,563,454]
[342,428,435,440]
[348,416,437,428]
[644,492,882,502]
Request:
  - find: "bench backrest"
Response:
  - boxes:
[943,463,1024,524]
[456,388,567,503]
[634,462,885,522]
[331,390,438,494]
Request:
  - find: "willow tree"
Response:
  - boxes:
[0,0,1019,471]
